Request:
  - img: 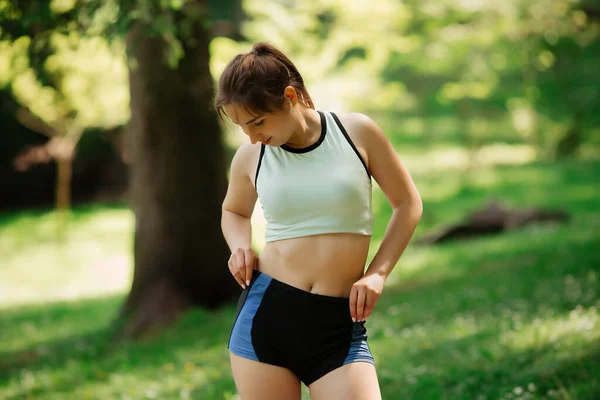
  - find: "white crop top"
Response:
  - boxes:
[255,111,373,243]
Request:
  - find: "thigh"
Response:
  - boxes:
[230,352,301,400]
[308,361,381,400]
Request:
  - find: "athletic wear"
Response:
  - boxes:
[255,111,373,243]
[228,111,377,383]
[228,270,375,385]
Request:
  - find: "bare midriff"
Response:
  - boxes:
[257,232,371,298]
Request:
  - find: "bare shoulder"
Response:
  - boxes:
[335,113,389,167]
[335,112,387,146]
[335,113,419,210]
[223,141,262,217]
[234,141,262,163]
[336,112,376,128]
[230,141,263,182]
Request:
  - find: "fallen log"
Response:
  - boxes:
[419,199,570,244]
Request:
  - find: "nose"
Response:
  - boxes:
[241,124,265,143]
[248,133,264,144]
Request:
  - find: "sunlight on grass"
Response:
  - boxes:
[0,207,134,308]
[369,304,600,398]
[382,246,453,286]
[0,296,121,355]
[500,306,600,354]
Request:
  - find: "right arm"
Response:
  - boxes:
[221,143,260,289]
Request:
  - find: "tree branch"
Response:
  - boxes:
[15,107,58,137]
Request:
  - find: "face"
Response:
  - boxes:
[223,103,295,147]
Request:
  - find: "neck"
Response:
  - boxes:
[284,108,321,149]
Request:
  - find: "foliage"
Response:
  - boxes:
[0,0,243,145]
[1,0,598,173]
[2,32,129,132]
[0,0,239,215]
[216,0,599,158]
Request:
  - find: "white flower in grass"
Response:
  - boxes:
[513,386,523,395]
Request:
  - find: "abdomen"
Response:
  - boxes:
[257,233,371,297]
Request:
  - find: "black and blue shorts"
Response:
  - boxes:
[227,270,375,386]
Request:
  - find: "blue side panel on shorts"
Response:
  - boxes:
[343,321,375,365]
[343,340,374,365]
[228,273,273,361]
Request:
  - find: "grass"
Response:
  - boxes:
[0,204,134,308]
[0,151,599,399]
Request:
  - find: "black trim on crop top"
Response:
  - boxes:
[254,110,371,190]
[255,111,325,189]
[254,143,266,189]
[330,112,371,180]
[280,111,327,154]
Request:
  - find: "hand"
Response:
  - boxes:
[349,273,386,322]
[228,247,258,289]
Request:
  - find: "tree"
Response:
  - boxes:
[121,0,239,337]
[0,3,130,232]
[1,0,242,338]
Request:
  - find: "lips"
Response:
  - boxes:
[262,137,272,145]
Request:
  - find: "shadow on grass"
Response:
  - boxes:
[1,255,597,399]
[375,314,600,399]
[3,213,598,397]
[372,217,599,333]
[0,294,239,399]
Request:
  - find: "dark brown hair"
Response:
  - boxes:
[214,42,314,121]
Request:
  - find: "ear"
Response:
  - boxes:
[283,86,298,107]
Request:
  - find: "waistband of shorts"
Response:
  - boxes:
[253,270,350,305]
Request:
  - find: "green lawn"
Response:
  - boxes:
[1,155,599,399]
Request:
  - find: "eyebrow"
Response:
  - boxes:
[245,116,261,125]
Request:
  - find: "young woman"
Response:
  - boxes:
[216,42,422,400]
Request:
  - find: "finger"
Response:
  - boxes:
[365,292,379,320]
[236,249,245,271]
[364,301,372,320]
[244,249,254,286]
[363,293,373,321]
[356,289,366,322]
[235,250,246,284]
[349,286,358,322]
[228,259,245,288]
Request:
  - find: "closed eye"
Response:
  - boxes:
[255,119,264,126]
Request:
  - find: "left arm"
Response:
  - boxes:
[348,114,423,323]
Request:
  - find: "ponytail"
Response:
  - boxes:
[215,42,314,121]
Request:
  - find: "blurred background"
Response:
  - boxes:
[1,0,599,399]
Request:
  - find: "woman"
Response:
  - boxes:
[216,42,422,399]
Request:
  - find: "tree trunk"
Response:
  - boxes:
[55,157,72,241]
[120,1,239,338]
